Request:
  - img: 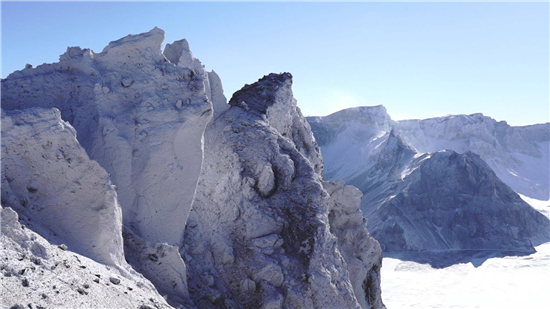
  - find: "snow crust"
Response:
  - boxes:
[382,242,550,308]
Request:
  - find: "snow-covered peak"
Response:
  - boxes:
[163,38,205,74]
[2,28,214,246]
[313,105,391,128]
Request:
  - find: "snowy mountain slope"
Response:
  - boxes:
[308,106,550,252]
[185,73,384,308]
[367,150,549,252]
[0,108,170,308]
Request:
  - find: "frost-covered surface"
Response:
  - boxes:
[381,242,550,308]
[0,206,171,308]
[185,73,384,308]
[1,108,125,268]
[1,28,213,246]
[308,106,550,252]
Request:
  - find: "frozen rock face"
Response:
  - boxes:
[1,28,213,246]
[184,73,384,308]
[0,205,171,308]
[396,115,550,200]
[309,108,550,252]
[1,108,125,267]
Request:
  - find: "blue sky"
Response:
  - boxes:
[2,2,548,125]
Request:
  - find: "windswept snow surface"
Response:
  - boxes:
[382,242,550,309]
[0,206,171,308]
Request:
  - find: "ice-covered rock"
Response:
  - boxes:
[1,28,212,246]
[184,73,384,308]
[1,108,125,267]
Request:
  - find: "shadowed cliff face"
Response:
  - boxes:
[368,151,550,253]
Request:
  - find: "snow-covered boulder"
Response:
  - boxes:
[1,28,215,246]
[185,73,384,308]
[1,108,125,267]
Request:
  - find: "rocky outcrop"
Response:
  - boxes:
[1,29,384,308]
[185,73,384,308]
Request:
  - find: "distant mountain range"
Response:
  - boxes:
[308,106,550,252]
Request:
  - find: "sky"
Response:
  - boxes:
[2,2,548,125]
